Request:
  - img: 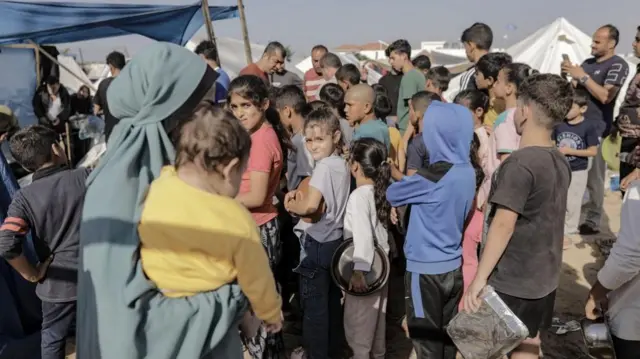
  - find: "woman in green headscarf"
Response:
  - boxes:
[76,42,247,359]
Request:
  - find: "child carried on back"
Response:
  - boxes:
[138,103,282,331]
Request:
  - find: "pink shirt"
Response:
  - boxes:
[486,108,520,194]
[474,126,491,210]
[239,124,283,226]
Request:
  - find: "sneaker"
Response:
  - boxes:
[579,223,600,235]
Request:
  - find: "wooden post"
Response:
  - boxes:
[27,40,96,92]
[201,0,222,66]
[237,0,252,64]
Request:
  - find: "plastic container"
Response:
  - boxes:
[447,286,529,359]
[609,174,620,192]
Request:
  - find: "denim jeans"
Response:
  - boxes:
[41,300,76,359]
[293,234,343,359]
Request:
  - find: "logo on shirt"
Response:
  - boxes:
[557,131,584,161]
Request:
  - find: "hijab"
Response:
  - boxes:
[77,42,244,359]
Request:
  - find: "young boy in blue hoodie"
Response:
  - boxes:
[387,101,476,359]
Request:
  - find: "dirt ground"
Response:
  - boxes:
[66,190,622,359]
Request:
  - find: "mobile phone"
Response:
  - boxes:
[562,54,570,62]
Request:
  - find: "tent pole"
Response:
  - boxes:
[201,0,222,66]
[237,0,252,64]
[27,40,96,92]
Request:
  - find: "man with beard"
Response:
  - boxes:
[304,45,328,101]
[239,41,286,86]
[562,24,629,235]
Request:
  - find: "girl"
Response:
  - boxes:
[319,83,354,145]
[343,138,391,359]
[228,75,291,359]
[285,107,350,359]
[454,89,490,210]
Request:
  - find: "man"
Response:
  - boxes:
[562,24,629,235]
[320,52,342,82]
[271,62,303,89]
[387,39,426,135]
[239,41,286,85]
[194,40,231,104]
[304,45,328,100]
[93,51,125,141]
[335,64,361,92]
[459,23,493,91]
[32,75,71,135]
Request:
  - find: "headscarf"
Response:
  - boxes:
[76,43,244,359]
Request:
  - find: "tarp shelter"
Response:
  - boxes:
[58,54,95,94]
[0,0,238,126]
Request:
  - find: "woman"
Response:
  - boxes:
[70,85,93,116]
[76,43,248,359]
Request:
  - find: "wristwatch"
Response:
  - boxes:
[579,75,590,85]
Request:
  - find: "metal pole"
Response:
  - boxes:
[201,0,222,66]
[237,0,252,64]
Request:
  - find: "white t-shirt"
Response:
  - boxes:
[47,96,62,122]
[295,155,350,243]
[344,184,390,271]
[598,180,640,341]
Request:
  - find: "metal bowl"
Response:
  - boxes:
[330,239,390,297]
[580,318,616,359]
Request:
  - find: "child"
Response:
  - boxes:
[285,107,351,359]
[318,83,354,145]
[424,66,451,100]
[335,64,361,92]
[387,102,476,359]
[343,138,391,359]
[454,89,490,209]
[402,91,441,178]
[228,75,290,357]
[375,93,405,171]
[553,88,599,246]
[0,125,88,358]
[464,74,573,359]
[474,52,512,127]
[345,84,391,152]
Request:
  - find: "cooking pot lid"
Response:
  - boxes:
[330,239,390,296]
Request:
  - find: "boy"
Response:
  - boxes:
[345,84,391,151]
[402,91,441,178]
[474,52,512,126]
[553,88,599,244]
[335,64,361,92]
[464,74,573,359]
[424,66,451,100]
[387,102,476,359]
[0,125,89,358]
[387,39,427,135]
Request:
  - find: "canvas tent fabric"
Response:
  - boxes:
[58,55,96,94]
[0,1,238,46]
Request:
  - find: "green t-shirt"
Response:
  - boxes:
[352,118,391,152]
[396,68,426,135]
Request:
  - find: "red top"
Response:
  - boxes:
[304,68,326,101]
[239,63,269,85]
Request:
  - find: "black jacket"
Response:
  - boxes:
[0,164,89,302]
[32,85,71,133]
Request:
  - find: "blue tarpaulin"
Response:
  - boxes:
[0,1,239,46]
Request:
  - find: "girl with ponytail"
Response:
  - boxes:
[343,137,391,359]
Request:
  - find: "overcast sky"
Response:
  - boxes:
[50,0,639,61]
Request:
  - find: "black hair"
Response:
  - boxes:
[311,45,328,53]
[572,87,590,108]
[264,41,286,57]
[349,138,391,228]
[320,52,342,69]
[475,52,512,82]
[335,64,361,86]
[304,107,344,154]
[600,24,620,46]
[454,89,490,113]
[410,91,441,114]
[194,40,218,62]
[106,51,126,70]
[517,74,573,128]
[307,100,330,112]
[371,84,388,97]
[274,85,308,115]
[374,93,392,119]
[318,83,346,118]
[9,125,60,172]
[425,66,451,92]
[46,75,59,85]
[386,39,411,58]
[412,55,432,71]
[227,75,293,154]
[461,23,494,51]
[470,133,484,192]
[502,63,538,94]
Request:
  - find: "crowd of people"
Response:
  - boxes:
[0,19,638,359]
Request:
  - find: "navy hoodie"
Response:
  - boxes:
[387,101,476,275]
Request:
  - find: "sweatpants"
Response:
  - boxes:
[343,283,388,359]
[565,169,589,234]
[581,145,606,230]
[405,269,462,359]
[41,300,76,359]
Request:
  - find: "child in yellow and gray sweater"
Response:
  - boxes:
[138,102,282,331]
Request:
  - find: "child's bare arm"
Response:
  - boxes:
[236,171,270,209]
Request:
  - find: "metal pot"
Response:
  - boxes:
[580,318,616,359]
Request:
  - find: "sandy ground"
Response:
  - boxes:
[65,190,622,359]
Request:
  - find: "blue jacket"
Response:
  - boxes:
[387,101,476,275]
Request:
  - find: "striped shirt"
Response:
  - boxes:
[304,69,327,101]
[459,66,477,91]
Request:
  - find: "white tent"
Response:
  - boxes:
[58,54,96,94]
[295,53,382,85]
